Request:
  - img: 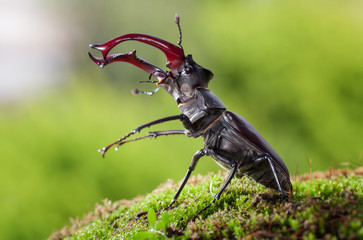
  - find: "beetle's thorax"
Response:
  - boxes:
[164,55,226,136]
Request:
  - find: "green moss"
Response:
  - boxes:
[51,168,363,240]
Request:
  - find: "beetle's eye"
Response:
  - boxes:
[185,65,193,74]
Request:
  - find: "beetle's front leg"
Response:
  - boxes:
[135,149,206,219]
[115,130,187,147]
[99,114,193,157]
[179,114,198,137]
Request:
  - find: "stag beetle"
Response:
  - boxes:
[89,15,292,221]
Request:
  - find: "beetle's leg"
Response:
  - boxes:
[100,114,188,157]
[136,149,206,219]
[239,153,288,199]
[192,150,237,221]
[116,130,186,149]
[164,149,206,209]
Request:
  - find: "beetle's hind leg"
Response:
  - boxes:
[238,153,290,200]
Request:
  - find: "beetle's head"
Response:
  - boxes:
[88,15,213,102]
[164,54,214,102]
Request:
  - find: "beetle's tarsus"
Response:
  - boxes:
[191,202,212,222]
[98,148,106,158]
[135,211,148,220]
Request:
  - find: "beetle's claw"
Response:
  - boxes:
[89,43,100,49]
[88,32,185,75]
[88,52,105,68]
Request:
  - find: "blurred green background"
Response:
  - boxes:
[1,0,362,239]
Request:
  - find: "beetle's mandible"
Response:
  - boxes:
[89,15,292,221]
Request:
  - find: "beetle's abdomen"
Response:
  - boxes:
[203,120,263,168]
[222,111,290,179]
[241,159,292,194]
[203,111,292,195]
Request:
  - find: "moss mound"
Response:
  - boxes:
[50,167,363,239]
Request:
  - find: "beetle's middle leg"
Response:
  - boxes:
[135,148,206,219]
[191,149,237,221]
[163,149,206,210]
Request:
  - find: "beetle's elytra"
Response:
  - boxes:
[89,15,292,221]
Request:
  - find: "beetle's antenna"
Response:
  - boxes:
[175,14,183,50]
[132,86,161,96]
[138,80,158,83]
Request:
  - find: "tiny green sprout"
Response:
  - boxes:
[132,208,171,240]
[208,173,223,196]
[148,208,157,228]
[289,218,299,231]
[209,174,217,196]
